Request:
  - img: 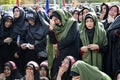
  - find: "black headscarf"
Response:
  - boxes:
[0,12,14,38]
[26,9,49,40]
[13,6,28,35]
[4,61,22,80]
[100,3,109,20]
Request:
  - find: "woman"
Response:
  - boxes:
[49,9,81,79]
[115,70,120,80]
[80,12,108,70]
[99,3,109,21]
[102,5,119,30]
[0,12,15,73]
[71,60,111,80]
[12,6,29,74]
[0,61,22,80]
[106,15,120,79]
[22,61,40,80]
[54,56,76,80]
[21,9,49,64]
[39,60,49,80]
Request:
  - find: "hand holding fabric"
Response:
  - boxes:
[88,44,99,51]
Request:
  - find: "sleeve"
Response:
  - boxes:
[58,22,78,49]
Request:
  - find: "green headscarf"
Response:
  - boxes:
[53,9,76,41]
[80,12,108,70]
[71,60,112,80]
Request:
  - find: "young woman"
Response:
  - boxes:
[22,61,40,80]
[0,12,15,72]
[80,12,108,70]
[39,60,49,80]
[53,56,76,80]
[0,61,22,80]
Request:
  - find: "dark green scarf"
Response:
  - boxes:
[54,9,75,41]
[71,60,111,80]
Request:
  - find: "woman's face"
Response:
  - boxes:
[109,6,118,18]
[117,73,120,80]
[85,18,94,29]
[73,11,79,21]
[79,12,83,22]
[52,16,61,26]
[39,67,47,77]
[13,8,20,18]
[4,19,12,28]
[61,58,70,72]
[83,9,89,17]
[28,19,35,26]
[4,66,11,77]
[102,5,107,14]
[25,66,34,76]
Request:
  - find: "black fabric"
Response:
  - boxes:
[51,21,81,79]
[4,62,23,80]
[50,11,61,21]
[85,28,95,44]
[104,15,120,79]
[22,9,49,64]
[0,12,16,72]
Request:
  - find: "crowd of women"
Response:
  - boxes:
[0,2,120,80]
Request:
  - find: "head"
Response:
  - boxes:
[51,11,62,26]
[26,9,37,26]
[25,61,40,80]
[108,5,119,18]
[39,61,49,77]
[4,61,17,77]
[82,6,90,17]
[13,6,25,19]
[85,14,95,29]
[78,10,83,22]
[48,8,54,17]
[72,9,79,21]
[115,70,120,80]
[101,3,109,14]
[3,12,13,28]
[61,56,76,72]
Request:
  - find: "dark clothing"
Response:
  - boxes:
[22,10,50,64]
[0,14,15,73]
[51,22,81,79]
[102,19,112,31]
[12,6,29,74]
[106,15,120,79]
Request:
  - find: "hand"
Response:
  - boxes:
[4,37,12,44]
[0,73,5,80]
[21,43,27,50]
[25,70,34,80]
[99,13,105,20]
[40,77,49,80]
[88,44,99,51]
[14,52,19,59]
[28,44,35,50]
[57,66,67,77]
[107,15,115,23]
[49,19,55,30]
[72,76,80,80]
[80,46,89,53]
